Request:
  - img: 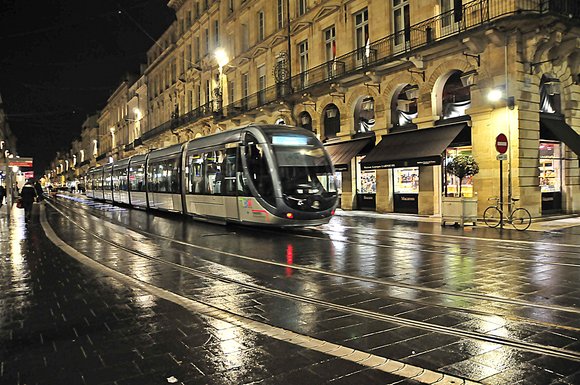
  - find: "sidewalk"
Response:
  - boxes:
[334,208,580,232]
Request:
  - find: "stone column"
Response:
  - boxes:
[418,165,436,215]
[340,168,354,210]
[375,168,393,213]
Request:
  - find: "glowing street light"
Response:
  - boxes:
[487,88,503,102]
[214,48,229,113]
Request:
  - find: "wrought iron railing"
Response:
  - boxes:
[141,0,577,141]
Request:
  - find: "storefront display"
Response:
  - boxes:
[393,167,418,213]
[394,167,419,194]
[444,146,474,197]
[539,141,561,193]
[356,156,376,210]
[539,141,562,212]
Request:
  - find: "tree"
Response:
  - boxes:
[446,155,479,197]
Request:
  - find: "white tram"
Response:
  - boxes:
[85,124,338,226]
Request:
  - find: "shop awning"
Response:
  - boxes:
[540,115,580,157]
[361,123,468,170]
[324,136,375,171]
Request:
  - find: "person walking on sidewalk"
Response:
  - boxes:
[34,180,44,201]
[0,183,5,209]
[20,179,37,222]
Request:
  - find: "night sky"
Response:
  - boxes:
[0,0,174,177]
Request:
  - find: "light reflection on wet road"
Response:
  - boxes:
[45,196,580,384]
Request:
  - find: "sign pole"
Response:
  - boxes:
[495,133,508,230]
[499,159,503,229]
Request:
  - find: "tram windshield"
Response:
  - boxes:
[268,133,337,211]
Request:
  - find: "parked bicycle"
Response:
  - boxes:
[483,197,532,231]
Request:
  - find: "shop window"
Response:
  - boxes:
[539,141,561,193]
[444,146,474,197]
[356,157,376,194]
[394,167,419,194]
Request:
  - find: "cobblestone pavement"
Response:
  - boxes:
[0,203,452,385]
[1,199,580,385]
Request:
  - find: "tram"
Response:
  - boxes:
[85,124,338,226]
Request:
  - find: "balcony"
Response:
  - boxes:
[144,0,577,139]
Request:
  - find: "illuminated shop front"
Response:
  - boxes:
[393,167,419,213]
[324,136,375,209]
[443,146,474,198]
[539,141,562,212]
[361,123,471,214]
[539,113,580,213]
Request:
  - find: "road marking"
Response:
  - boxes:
[40,204,480,385]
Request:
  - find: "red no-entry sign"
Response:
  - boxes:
[495,133,508,154]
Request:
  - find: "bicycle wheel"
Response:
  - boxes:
[483,206,502,228]
[511,208,531,231]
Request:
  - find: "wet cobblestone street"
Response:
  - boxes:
[1,197,580,384]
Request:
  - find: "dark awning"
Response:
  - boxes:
[324,136,375,171]
[540,115,580,157]
[361,123,468,170]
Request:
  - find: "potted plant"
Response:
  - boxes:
[441,155,479,226]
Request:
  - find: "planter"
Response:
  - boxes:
[441,196,478,226]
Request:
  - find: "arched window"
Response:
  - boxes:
[540,75,561,114]
[392,84,418,129]
[323,104,340,139]
[298,111,313,132]
[354,96,375,133]
[441,71,471,119]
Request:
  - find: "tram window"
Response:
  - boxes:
[245,136,275,205]
[237,148,250,196]
[147,163,159,192]
[204,150,224,195]
[223,147,237,196]
[151,159,179,193]
[166,159,179,193]
[188,153,205,193]
[129,164,146,192]
[119,170,128,191]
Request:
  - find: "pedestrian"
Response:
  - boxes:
[20,179,37,223]
[34,180,44,201]
[0,183,5,208]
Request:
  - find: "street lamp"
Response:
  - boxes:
[214,48,229,112]
[487,87,515,110]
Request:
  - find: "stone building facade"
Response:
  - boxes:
[51,0,580,217]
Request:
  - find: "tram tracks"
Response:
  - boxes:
[50,197,580,320]
[51,198,580,312]
[46,199,580,363]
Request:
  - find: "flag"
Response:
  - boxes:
[331,40,337,74]
[332,40,336,61]
[365,37,370,58]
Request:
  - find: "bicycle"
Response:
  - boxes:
[483,197,532,231]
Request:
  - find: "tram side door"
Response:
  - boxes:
[223,146,240,220]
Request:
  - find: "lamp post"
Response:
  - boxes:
[214,48,229,114]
